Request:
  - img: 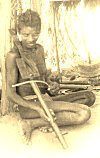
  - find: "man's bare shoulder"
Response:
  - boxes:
[6,49,20,62]
[6,48,20,69]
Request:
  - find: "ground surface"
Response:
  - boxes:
[0,90,100,158]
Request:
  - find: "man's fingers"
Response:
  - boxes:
[39,109,50,121]
[39,109,56,122]
[43,114,50,121]
[49,109,55,116]
[49,109,57,121]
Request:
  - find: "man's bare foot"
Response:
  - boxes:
[39,126,53,133]
[39,126,68,135]
[18,119,33,145]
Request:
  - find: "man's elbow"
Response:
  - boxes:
[6,89,15,101]
[7,91,12,101]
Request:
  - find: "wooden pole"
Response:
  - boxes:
[52,3,62,81]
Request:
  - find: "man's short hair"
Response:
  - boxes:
[16,9,41,32]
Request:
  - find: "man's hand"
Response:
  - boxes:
[36,106,56,122]
[48,82,60,96]
[36,106,49,121]
[47,71,61,82]
[46,71,60,96]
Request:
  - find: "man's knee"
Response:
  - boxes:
[77,108,91,125]
[84,91,96,107]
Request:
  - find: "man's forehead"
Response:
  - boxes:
[20,26,39,33]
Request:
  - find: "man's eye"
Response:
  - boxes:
[32,34,39,37]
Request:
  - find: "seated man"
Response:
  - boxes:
[6,10,94,143]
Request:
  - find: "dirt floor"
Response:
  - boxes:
[0,90,100,158]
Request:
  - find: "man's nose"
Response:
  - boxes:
[28,35,33,42]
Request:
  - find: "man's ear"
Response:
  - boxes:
[17,33,22,41]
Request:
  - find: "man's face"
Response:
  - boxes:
[19,26,40,49]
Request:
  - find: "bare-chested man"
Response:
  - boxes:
[6,9,95,143]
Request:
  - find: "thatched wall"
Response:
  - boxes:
[37,0,100,71]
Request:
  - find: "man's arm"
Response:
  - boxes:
[6,52,45,114]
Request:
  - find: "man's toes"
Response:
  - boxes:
[39,126,53,133]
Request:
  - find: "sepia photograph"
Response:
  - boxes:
[0,0,100,158]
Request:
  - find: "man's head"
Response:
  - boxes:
[16,9,41,49]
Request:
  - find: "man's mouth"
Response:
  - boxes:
[27,41,36,45]
[27,43,34,45]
